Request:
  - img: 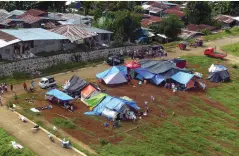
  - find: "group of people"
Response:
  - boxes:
[23,80,35,92]
[164,82,178,94]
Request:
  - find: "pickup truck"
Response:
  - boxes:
[204,47,227,59]
[39,76,56,89]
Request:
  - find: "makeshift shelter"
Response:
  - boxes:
[84,96,139,120]
[63,75,88,95]
[46,89,73,101]
[83,92,107,107]
[207,64,230,83]
[124,61,141,69]
[208,64,227,73]
[96,66,128,85]
[135,68,155,79]
[152,74,165,85]
[171,72,195,89]
[139,59,191,79]
[81,84,97,98]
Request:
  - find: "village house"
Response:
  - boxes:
[186,24,219,33]
[0,28,67,60]
[214,15,237,29]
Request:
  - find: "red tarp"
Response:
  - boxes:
[124,61,141,69]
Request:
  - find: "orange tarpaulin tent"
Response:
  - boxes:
[81,84,97,98]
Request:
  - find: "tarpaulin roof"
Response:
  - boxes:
[81,84,97,98]
[84,92,107,107]
[84,96,139,116]
[125,61,141,69]
[46,89,73,101]
[208,70,230,83]
[103,72,127,84]
[152,74,165,85]
[171,72,194,85]
[139,60,176,74]
[96,66,127,79]
[208,64,227,73]
[65,75,88,93]
[135,68,155,79]
[139,59,191,79]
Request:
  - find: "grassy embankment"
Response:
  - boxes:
[0,128,35,156]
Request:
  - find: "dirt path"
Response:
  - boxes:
[165,36,239,64]
[0,35,239,156]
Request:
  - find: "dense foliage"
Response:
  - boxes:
[185,2,212,25]
[150,15,184,40]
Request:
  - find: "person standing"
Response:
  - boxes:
[23,82,27,91]
[10,84,13,92]
[0,96,2,106]
[31,80,35,88]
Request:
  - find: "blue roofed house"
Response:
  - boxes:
[134,27,155,44]
[0,28,68,60]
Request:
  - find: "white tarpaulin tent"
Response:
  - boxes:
[103,72,127,84]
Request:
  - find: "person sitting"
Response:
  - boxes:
[61,138,70,148]
[19,116,27,122]
[33,124,39,129]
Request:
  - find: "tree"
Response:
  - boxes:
[150,15,184,40]
[211,1,230,16]
[229,2,239,16]
[134,5,144,13]
[96,10,141,42]
[185,2,212,24]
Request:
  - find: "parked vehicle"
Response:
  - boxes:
[204,47,227,59]
[178,42,188,50]
[107,54,124,66]
[39,76,56,89]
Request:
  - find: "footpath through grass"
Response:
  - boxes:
[222,42,239,57]
[93,56,239,156]
[0,128,35,156]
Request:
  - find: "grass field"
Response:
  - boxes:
[0,128,35,156]
[204,26,239,41]
[222,42,239,56]
[92,56,239,156]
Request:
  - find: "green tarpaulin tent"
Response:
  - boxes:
[84,93,107,108]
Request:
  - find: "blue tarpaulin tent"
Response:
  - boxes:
[46,89,73,101]
[171,72,194,85]
[96,66,127,79]
[152,74,165,85]
[135,68,155,79]
[84,96,139,116]
[96,66,128,84]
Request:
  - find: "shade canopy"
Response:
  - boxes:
[171,72,194,85]
[46,89,73,101]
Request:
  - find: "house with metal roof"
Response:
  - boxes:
[0,28,68,60]
[214,15,237,28]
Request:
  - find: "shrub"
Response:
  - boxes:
[52,117,76,129]
[225,28,231,33]
[99,138,109,146]
[12,72,30,80]
[232,64,238,69]
[201,29,212,35]
[8,102,13,108]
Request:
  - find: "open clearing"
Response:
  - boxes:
[10,55,239,156]
[1,36,239,156]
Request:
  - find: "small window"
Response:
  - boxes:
[45,80,49,84]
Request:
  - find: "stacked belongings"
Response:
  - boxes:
[84,95,140,121]
[63,75,88,98]
[207,64,230,83]
[96,66,128,85]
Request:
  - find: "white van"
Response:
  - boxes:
[39,76,56,89]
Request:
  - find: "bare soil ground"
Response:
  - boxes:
[1,35,239,155]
